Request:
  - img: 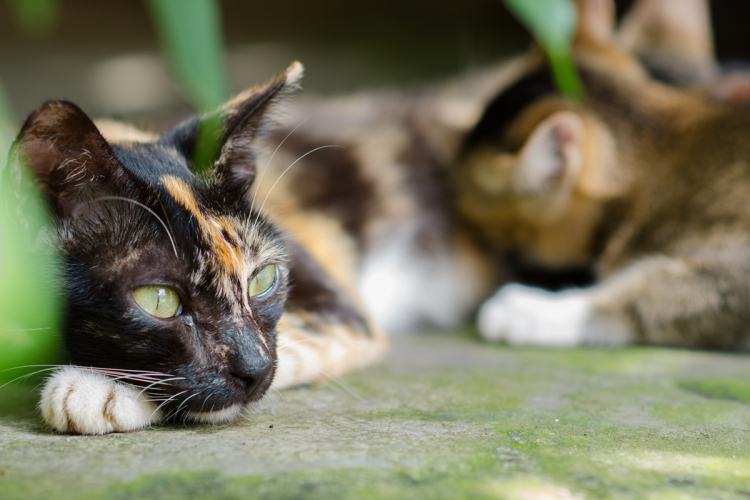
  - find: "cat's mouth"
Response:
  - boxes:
[187,404,245,424]
[141,364,275,420]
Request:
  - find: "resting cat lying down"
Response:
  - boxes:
[454,0,750,350]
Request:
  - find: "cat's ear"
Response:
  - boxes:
[164,62,303,188]
[702,72,750,105]
[514,111,585,195]
[618,0,715,66]
[573,0,616,44]
[9,100,124,218]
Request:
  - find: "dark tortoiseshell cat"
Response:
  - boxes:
[7,64,390,434]
[454,0,750,350]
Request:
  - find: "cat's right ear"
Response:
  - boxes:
[163,62,304,189]
[9,100,124,218]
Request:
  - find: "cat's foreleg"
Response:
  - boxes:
[271,311,388,390]
[40,366,160,435]
[478,282,631,346]
[478,251,750,349]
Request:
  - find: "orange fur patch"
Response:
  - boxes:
[161,175,247,281]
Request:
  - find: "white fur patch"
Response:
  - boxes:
[40,367,160,435]
[188,404,243,424]
[478,284,631,347]
[359,229,488,334]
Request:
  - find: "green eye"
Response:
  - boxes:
[133,286,181,318]
[248,264,277,297]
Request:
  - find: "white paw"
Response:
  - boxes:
[40,367,159,435]
[477,284,630,347]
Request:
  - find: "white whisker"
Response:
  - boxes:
[136,377,186,397]
[251,145,344,232]
[247,108,320,232]
[174,392,201,419]
[150,390,188,422]
[95,196,179,258]
[275,362,365,402]
[0,327,54,332]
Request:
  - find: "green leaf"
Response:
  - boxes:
[145,0,229,112]
[0,77,63,382]
[6,0,60,39]
[145,0,231,175]
[503,0,585,99]
[0,78,14,161]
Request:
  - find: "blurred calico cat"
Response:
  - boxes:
[454,0,750,349]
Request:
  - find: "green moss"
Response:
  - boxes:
[680,379,750,404]
[3,335,750,500]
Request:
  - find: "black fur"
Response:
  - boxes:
[8,79,325,416]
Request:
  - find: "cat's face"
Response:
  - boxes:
[453,90,607,267]
[9,63,303,419]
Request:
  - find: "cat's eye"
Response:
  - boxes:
[248,264,277,298]
[133,286,181,318]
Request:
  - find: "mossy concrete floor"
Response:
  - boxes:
[2,331,750,500]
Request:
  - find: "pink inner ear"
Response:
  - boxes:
[517,112,585,194]
[709,74,750,104]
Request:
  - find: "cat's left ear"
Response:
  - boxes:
[163,62,303,187]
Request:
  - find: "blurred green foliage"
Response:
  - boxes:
[0,78,14,158]
[0,77,63,382]
[6,0,60,38]
[0,0,233,381]
[146,0,230,174]
[503,0,584,99]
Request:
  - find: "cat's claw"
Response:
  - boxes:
[40,367,159,435]
[477,284,630,347]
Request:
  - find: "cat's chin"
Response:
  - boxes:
[187,403,244,424]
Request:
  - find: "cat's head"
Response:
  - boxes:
[452,0,729,267]
[9,63,303,421]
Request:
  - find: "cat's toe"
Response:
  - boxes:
[478,284,592,346]
[40,367,158,435]
[477,287,516,342]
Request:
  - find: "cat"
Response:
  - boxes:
[453,0,750,350]
[9,54,512,434]
[6,63,391,435]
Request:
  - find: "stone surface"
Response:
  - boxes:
[1,331,750,500]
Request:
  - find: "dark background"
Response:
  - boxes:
[1,0,748,123]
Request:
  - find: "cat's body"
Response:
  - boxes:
[455,0,750,350]
[254,83,511,335]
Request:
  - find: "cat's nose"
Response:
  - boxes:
[230,357,272,397]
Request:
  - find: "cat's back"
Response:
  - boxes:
[591,81,750,269]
